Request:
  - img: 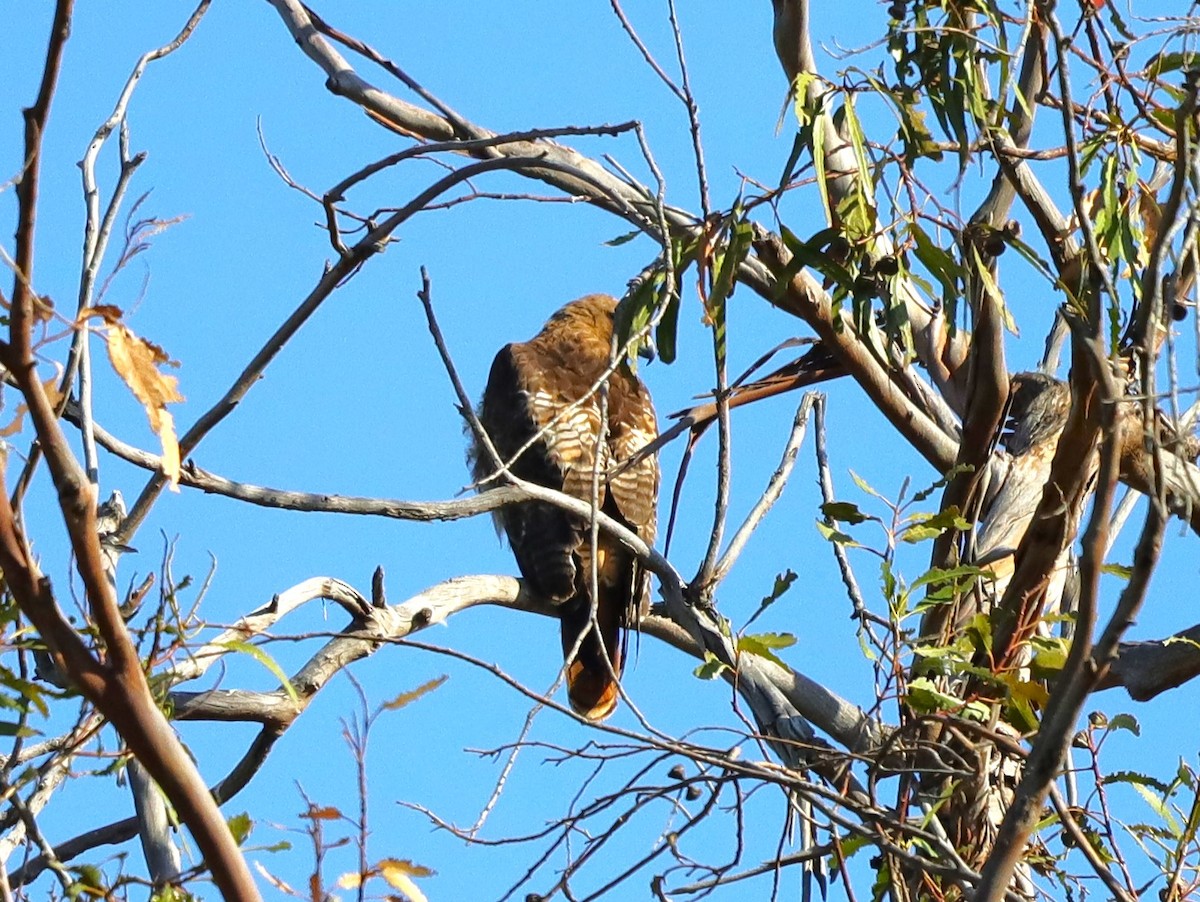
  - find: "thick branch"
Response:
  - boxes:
[1098,623,1200,701]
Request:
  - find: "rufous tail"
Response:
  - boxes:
[559,590,623,721]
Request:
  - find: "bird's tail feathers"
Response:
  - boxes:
[559,591,624,722]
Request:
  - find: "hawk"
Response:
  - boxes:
[470,294,660,721]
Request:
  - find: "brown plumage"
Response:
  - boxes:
[469,294,660,721]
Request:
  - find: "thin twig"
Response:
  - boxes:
[710,393,815,586]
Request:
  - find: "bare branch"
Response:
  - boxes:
[710,393,816,586]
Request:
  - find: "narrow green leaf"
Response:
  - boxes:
[604,229,642,247]
[655,291,680,365]
[811,98,832,225]
[220,640,300,704]
[848,469,886,500]
[910,564,986,592]
[1132,783,1182,836]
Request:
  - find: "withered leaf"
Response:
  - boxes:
[85,312,184,488]
[0,370,67,438]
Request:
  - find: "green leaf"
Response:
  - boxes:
[1146,51,1200,79]
[905,677,990,722]
[741,632,797,650]
[1030,636,1069,674]
[1104,770,1170,793]
[0,666,51,717]
[0,722,38,738]
[1005,691,1040,734]
[901,524,942,543]
[910,564,986,592]
[766,570,797,603]
[693,651,729,680]
[603,229,642,247]
[815,520,858,546]
[1108,713,1141,736]
[908,222,963,308]
[965,612,993,657]
[655,291,680,365]
[808,92,832,225]
[821,501,869,524]
[67,864,108,901]
[910,463,975,504]
[900,506,971,543]
[227,812,253,846]
[835,831,872,859]
[219,640,300,704]
[880,559,897,605]
[969,244,1018,336]
[151,886,198,902]
[1102,562,1133,580]
[778,131,808,190]
[1132,782,1182,836]
[617,277,667,366]
[737,633,796,669]
[848,469,886,501]
[747,570,798,624]
[778,226,856,292]
[709,215,754,316]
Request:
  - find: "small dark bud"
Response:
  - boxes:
[984,235,1007,257]
[888,0,906,18]
[852,275,877,296]
[1173,302,1188,322]
[685,785,703,801]
[876,255,900,276]
[828,236,851,259]
[668,764,686,780]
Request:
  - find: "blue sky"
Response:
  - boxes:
[4,2,1199,899]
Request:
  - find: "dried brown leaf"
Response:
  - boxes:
[304,805,342,821]
[252,861,298,896]
[336,871,366,889]
[381,675,447,711]
[101,322,184,488]
[379,859,432,901]
[78,305,125,324]
[0,369,66,438]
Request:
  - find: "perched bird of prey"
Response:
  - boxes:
[469,294,660,721]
